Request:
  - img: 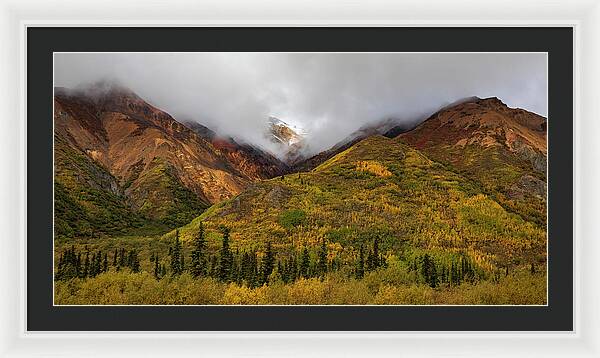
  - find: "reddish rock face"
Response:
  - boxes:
[54,84,288,218]
[397,96,547,226]
[398,97,546,157]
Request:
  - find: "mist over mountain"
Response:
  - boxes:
[54,53,547,159]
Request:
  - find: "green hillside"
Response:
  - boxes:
[398,140,547,227]
[174,135,545,278]
[55,134,546,305]
[55,134,547,305]
[54,135,206,238]
[125,157,208,227]
[54,135,148,238]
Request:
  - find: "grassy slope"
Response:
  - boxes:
[54,135,207,238]
[174,135,546,273]
[127,157,208,228]
[54,135,148,238]
[55,134,547,304]
[406,142,547,227]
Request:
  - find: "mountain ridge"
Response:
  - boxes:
[54,83,287,236]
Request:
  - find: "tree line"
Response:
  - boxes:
[56,245,140,280]
[55,224,487,288]
[407,252,483,288]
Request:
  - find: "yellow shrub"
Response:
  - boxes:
[356,161,392,177]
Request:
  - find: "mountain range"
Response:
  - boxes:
[54,83,546,247]
[54,83,287,236]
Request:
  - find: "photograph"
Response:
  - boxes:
[52,52,548,306]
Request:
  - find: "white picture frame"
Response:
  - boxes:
[0,0,597,356]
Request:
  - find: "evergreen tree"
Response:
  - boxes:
[218,227,233,282]
[112,248,118,266]
[190,222,207,278]
[299,247,310,278]
[180,249,185,272]
[102,253,108,273]
[317,238,327,277]
[261,241,275,284]
[83,250,90,278]
[90,252,96,276]
[56,246,80,280]
[356,245,365,279]
[170,230,183,275]
[132,251,140,273]
[234,249,243,285]
[366,237,380,272]
[421,254,437,288]
[119,248,126,267]
[75,252,82,278]
[288,255,297,283]
[153,254,160,279]
[94,251,102,276]
[241,251,259,287]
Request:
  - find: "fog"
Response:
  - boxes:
[54,52,547,158]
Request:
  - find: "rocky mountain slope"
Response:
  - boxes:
[266,116,307,164]
[175,134,546,277]
[170,96,547,277]
[292,96,547,225]
[293,118,411,172]
[397,96,547,225]
[184,120,289,180]
[54,83,287,237]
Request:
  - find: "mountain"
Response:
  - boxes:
[295,96,547,225]
[175,134,546,277]
[170,95,547,277]
[266,116,307,164]
[54,82,286,237]
[184,120,289,180]
[293,117,412,172]
[397,96,547,226]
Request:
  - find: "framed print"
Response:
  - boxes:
[0,0,598,356]
[26,26,571,331]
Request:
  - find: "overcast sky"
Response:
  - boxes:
[54,52,547,157]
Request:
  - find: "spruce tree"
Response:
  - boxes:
[75,252,82,278]
[112,248,118,266]
[288,255,297,282]
[154,254,160,279]
[170,230,183,275]
[421,254,437,288]
[356,245,365,279]
[261,241,275,284]
[190,222,207,277]
[83,251,90,278]
[132,251,140,273]
[366,237,380,272]
[234,249,243,285]
[180,249,185,272]
[242,251,259,287]
[218,227,232,282]
[299,247,310,278]
[102,253,108,273]
[317,238,327,277]
[94,251,102,276]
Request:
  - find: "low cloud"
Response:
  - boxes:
[54,52,547,157]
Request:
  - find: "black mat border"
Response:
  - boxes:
[27,27,573,331]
